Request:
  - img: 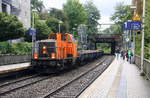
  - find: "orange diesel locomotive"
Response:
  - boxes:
[31,33,103,73]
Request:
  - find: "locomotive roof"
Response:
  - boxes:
[38,39,56,42]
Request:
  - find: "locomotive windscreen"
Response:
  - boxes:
[38,42,56,58]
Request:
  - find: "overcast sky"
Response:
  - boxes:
[42,0,131,30]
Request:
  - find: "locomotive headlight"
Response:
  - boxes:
[51,53,55,59]
[42,46,47,54]
[43,46,46,49]
[34,53,39,59]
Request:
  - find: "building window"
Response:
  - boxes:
[2,3,7,13]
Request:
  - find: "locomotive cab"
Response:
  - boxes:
[31,33,78,72]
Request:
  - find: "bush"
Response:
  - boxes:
[0,42,32,55]
[0,13,25,41]
[0,42,11,54]
[11,43,32,55]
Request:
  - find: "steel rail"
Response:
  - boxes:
[43,57,108,98]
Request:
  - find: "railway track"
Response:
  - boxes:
[0,74,52,96]
[0,56,114,98]
[0,74,38,87]
[43,56,114,98]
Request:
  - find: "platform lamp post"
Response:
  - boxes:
[31,9,37,57]
[140,0,146,75]
[58,21,63,33]
[32,9,38,28]
[127,20,132,49]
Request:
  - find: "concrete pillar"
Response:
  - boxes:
[111,42,116,55]
[0,0,2,12]
[6,4,11,14]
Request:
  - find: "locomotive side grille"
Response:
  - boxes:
[38,42,56,58]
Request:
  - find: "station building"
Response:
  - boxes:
[0,0,31,29]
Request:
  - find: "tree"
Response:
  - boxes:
[38,12,51,20]
[103,24,122,34]
[31,0,44,12]
[36,21,52,40]
[110,3,132,34]
[46,17,59,33]
[48,8,69,33]
[49,8,68,21]
[63,0,88,32]
[46,17,67,33]
[0,13,25,41]
[84,1,101,35]
[111,3,132,24]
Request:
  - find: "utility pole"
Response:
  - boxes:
[141,0,146,74]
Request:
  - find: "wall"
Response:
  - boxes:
[135,56,150,80]
[0,0,2,12]
[0,54,31,66]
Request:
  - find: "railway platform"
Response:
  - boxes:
[0,63,31,75]
[79,58,150,98]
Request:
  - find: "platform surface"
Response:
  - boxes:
[79,58,150,98]
[0,63,30,74]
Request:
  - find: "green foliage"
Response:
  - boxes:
[84,1,101,35]
[97,43,111,53]
[144,0,150,60]
[25,20,52,41]
[135,0,150,60]
[135,34,141,56]
[49,8,68,21]
[108,3,132,34]
[0,42,32,54]
[48,8,69,33]
[36,20,52,40]
[0,13,25,41]
[103,24,122,34]
[46,17,60,33]
[63,0,88,32]
[111,3,132,24]
[11,43,32,55]
[39,12,51,20]
[31,0,44,12]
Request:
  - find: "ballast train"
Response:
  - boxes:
[31,33,103,73]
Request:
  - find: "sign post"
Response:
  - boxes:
[29,28,36,57]
[123,20,142,63]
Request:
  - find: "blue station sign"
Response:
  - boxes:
[29,28,36,36]
[123,21,142,30]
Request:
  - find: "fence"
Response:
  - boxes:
[135,55,150,80]
[0,54,31,66]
